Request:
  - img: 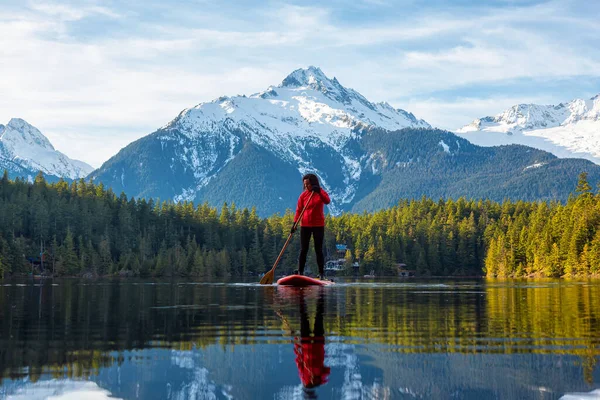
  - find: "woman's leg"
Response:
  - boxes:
[313,291,325,337]
[298,227,312,275]
[299,292,310,337]
[313,227,325,277]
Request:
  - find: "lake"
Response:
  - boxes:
[0,278,599,399]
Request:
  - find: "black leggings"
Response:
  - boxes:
[298,226,325,275]
[300,291,325,338]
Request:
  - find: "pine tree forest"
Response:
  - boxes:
[1,170,599,279]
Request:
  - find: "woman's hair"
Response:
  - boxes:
[302,173,319,186]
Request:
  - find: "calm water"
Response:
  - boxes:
[1,278,599,400]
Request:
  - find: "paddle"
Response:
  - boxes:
[259,191,315,285]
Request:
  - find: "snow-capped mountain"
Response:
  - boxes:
[91,67,431,213]
[456,95,600,164]
[0,118,93,179]
[162,66,428,209]
[91,67,600,216]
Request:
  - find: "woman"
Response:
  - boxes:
[292,173,331,279]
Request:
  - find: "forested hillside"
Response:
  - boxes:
[1,170,599,278]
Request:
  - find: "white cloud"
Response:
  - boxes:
[0,5,284,166]
[0,1,599,167]
[28,1,123,21]
[269,4,330,30]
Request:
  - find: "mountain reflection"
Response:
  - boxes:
[0,279,599,399]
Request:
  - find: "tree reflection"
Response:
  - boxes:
[0,279,599,388]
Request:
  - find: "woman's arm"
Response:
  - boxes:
[319,189,331,205]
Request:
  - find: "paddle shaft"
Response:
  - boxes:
[264,191,315,280]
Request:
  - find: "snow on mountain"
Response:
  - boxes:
[90,68,600,215]
[0,118,93,179]
[456,95,600,164]
[160,66,430,208]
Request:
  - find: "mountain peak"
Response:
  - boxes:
[179,65,430,149]
[277,66,376,110]
[280,66,334,89]
[0,118,93,179]
[3,118,55,150]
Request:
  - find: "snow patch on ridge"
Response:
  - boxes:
[439,140,450,153]
[524,162,546,170]
[172,128,241,203]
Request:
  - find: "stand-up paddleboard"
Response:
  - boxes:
[277,275,334,287]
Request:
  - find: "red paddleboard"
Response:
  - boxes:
[277,275,334,287]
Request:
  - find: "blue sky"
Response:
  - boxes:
[1,0,599,167]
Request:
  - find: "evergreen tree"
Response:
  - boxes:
[0,172,599,279]
[98,235,112,276]
[192,247,205,277]
[60,229,79,276]
[576,172,593,197]
[344,249,353,273]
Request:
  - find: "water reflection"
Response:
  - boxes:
[560,389,600,399]
[294,289,330,391]
[1,379,120,400]
[276,287,330,396]
[0,278,598,399]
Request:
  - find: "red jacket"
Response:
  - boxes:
[294,189,331,227]
[294,337,331,388]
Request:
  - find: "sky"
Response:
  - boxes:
[1,0,599,168]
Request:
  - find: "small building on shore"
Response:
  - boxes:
[395,263,415,277]
[335,244,347,257]
[325,243,359,274]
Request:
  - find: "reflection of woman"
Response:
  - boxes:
[294,289,331,389]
